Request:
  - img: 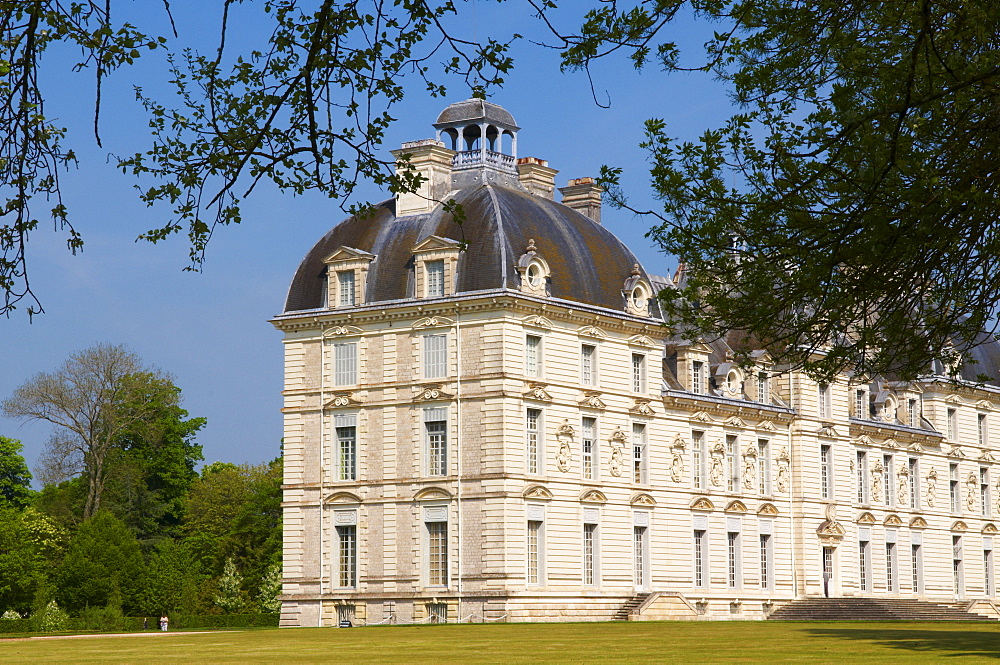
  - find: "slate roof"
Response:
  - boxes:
[283,184,655,315]
[434,98,518,129]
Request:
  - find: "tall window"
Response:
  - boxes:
[525,335,541,377]
[760,534,773,590]
[857,451,869,504]
[582,417,597,480]
[427,521,448,586]
[337,525,357,587]
[821,445,832,499]
[883,455,893,507]
[580,344,596,386]
[908,458,919,509]
[526,409,541,475]
[634,526,648,589]
[583,523,597,586]
[425,408,448,476]
[948,408,958,440]
[692,360,705,394]
[632,353,646,393]
[818,384,831,419]
[886,542,897,593]
[856,389,867,419]
[979,413,989,447]
[632,423,648,484]
[423,334,447,379]
[859,539,870,591]
[953,535,963,596]
[981,467,991,517]
[907,399,918,427]
[986,548,995,597]
[726,435,740,492]
[527,520,542,585]
[334,342,357,386]
[911,543,923,593]
[757,372,769,403]
[693,431,707,490]
[727,532,740,588]
[336,414,357,481]
[426,259,445,297]
[951,463,961,513]
[337,270,356,306]
[759,439,771,495]
[694,530,707,587]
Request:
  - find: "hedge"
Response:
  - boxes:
[0,613,279,635]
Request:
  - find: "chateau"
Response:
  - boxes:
[272,100,1000,626]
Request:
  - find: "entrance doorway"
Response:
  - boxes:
[822,547,834,597]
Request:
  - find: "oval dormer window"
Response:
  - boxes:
[726,370,741,395]
[632,286,647,309]
[527,263,543,288]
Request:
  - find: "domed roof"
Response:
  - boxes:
[283,183,653,315]
[434,98,518,129]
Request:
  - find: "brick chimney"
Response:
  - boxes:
[516,157,559,200]
[559,177,603,224]
[390,139,456,216]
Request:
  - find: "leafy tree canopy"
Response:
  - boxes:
[0,436,32,508]
[540,0,1000,380]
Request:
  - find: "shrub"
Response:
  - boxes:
[33,600,69,633]
[0,618,32,634]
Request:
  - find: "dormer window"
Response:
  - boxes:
[426,260,445,297]
[516,239,551,297]
[757,371,769,403]
[338,270,356,307]
[412,235,462,299]
[322,246,375,309]
[692,361,705,394]
[622,264,653,317]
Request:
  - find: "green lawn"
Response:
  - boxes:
[2,621,998,663]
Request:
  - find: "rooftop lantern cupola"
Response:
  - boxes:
[433,98,519,178]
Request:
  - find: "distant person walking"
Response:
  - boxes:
[160,615,169,632]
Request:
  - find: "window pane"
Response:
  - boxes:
[424,334,447,379]
[334,342,357,386]
[337,426,357,481]
[526,335,541,377]
[426,421,447,476]
[426,260,445,297]
[527,409,541,475]
[338,525,356,587]
[428,521,448,585]
[338,270,356,306]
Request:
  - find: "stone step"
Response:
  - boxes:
[768,597,997,621]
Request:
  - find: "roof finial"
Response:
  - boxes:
[526,238,537,253]
[632,263,641,276]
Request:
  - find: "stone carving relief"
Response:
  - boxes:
[925,468,938,507]
[897,465,910,506]
[555,420,574,473]
[669,434,687,483]
[609,427,628,478]
[742,445,758,491]
[967,472,979,512]
[631,399,655,416]
[871,460,884,504]
[981,449,997,463]
[413,384,453,401]
[579,391,607,410]
[557,441,571,473]
[523,383,552,401]
[709,440,725,487]
[325,392,360,408]
[776,447,790,493]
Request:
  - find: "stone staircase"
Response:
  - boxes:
[767,597,997,621]
[612,593,650,621]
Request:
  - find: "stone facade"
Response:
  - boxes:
[272,101,1000,626]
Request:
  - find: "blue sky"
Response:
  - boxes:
[1,2,733,477]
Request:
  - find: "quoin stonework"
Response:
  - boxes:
[271,100,1000,626]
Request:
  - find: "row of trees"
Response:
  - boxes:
[0,345,282,619]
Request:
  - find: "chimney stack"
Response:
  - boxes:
[391,139,456,216]
[516,157,559,200]
[559,177,603,224]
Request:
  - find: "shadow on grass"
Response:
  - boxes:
[806,627,1000,659]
